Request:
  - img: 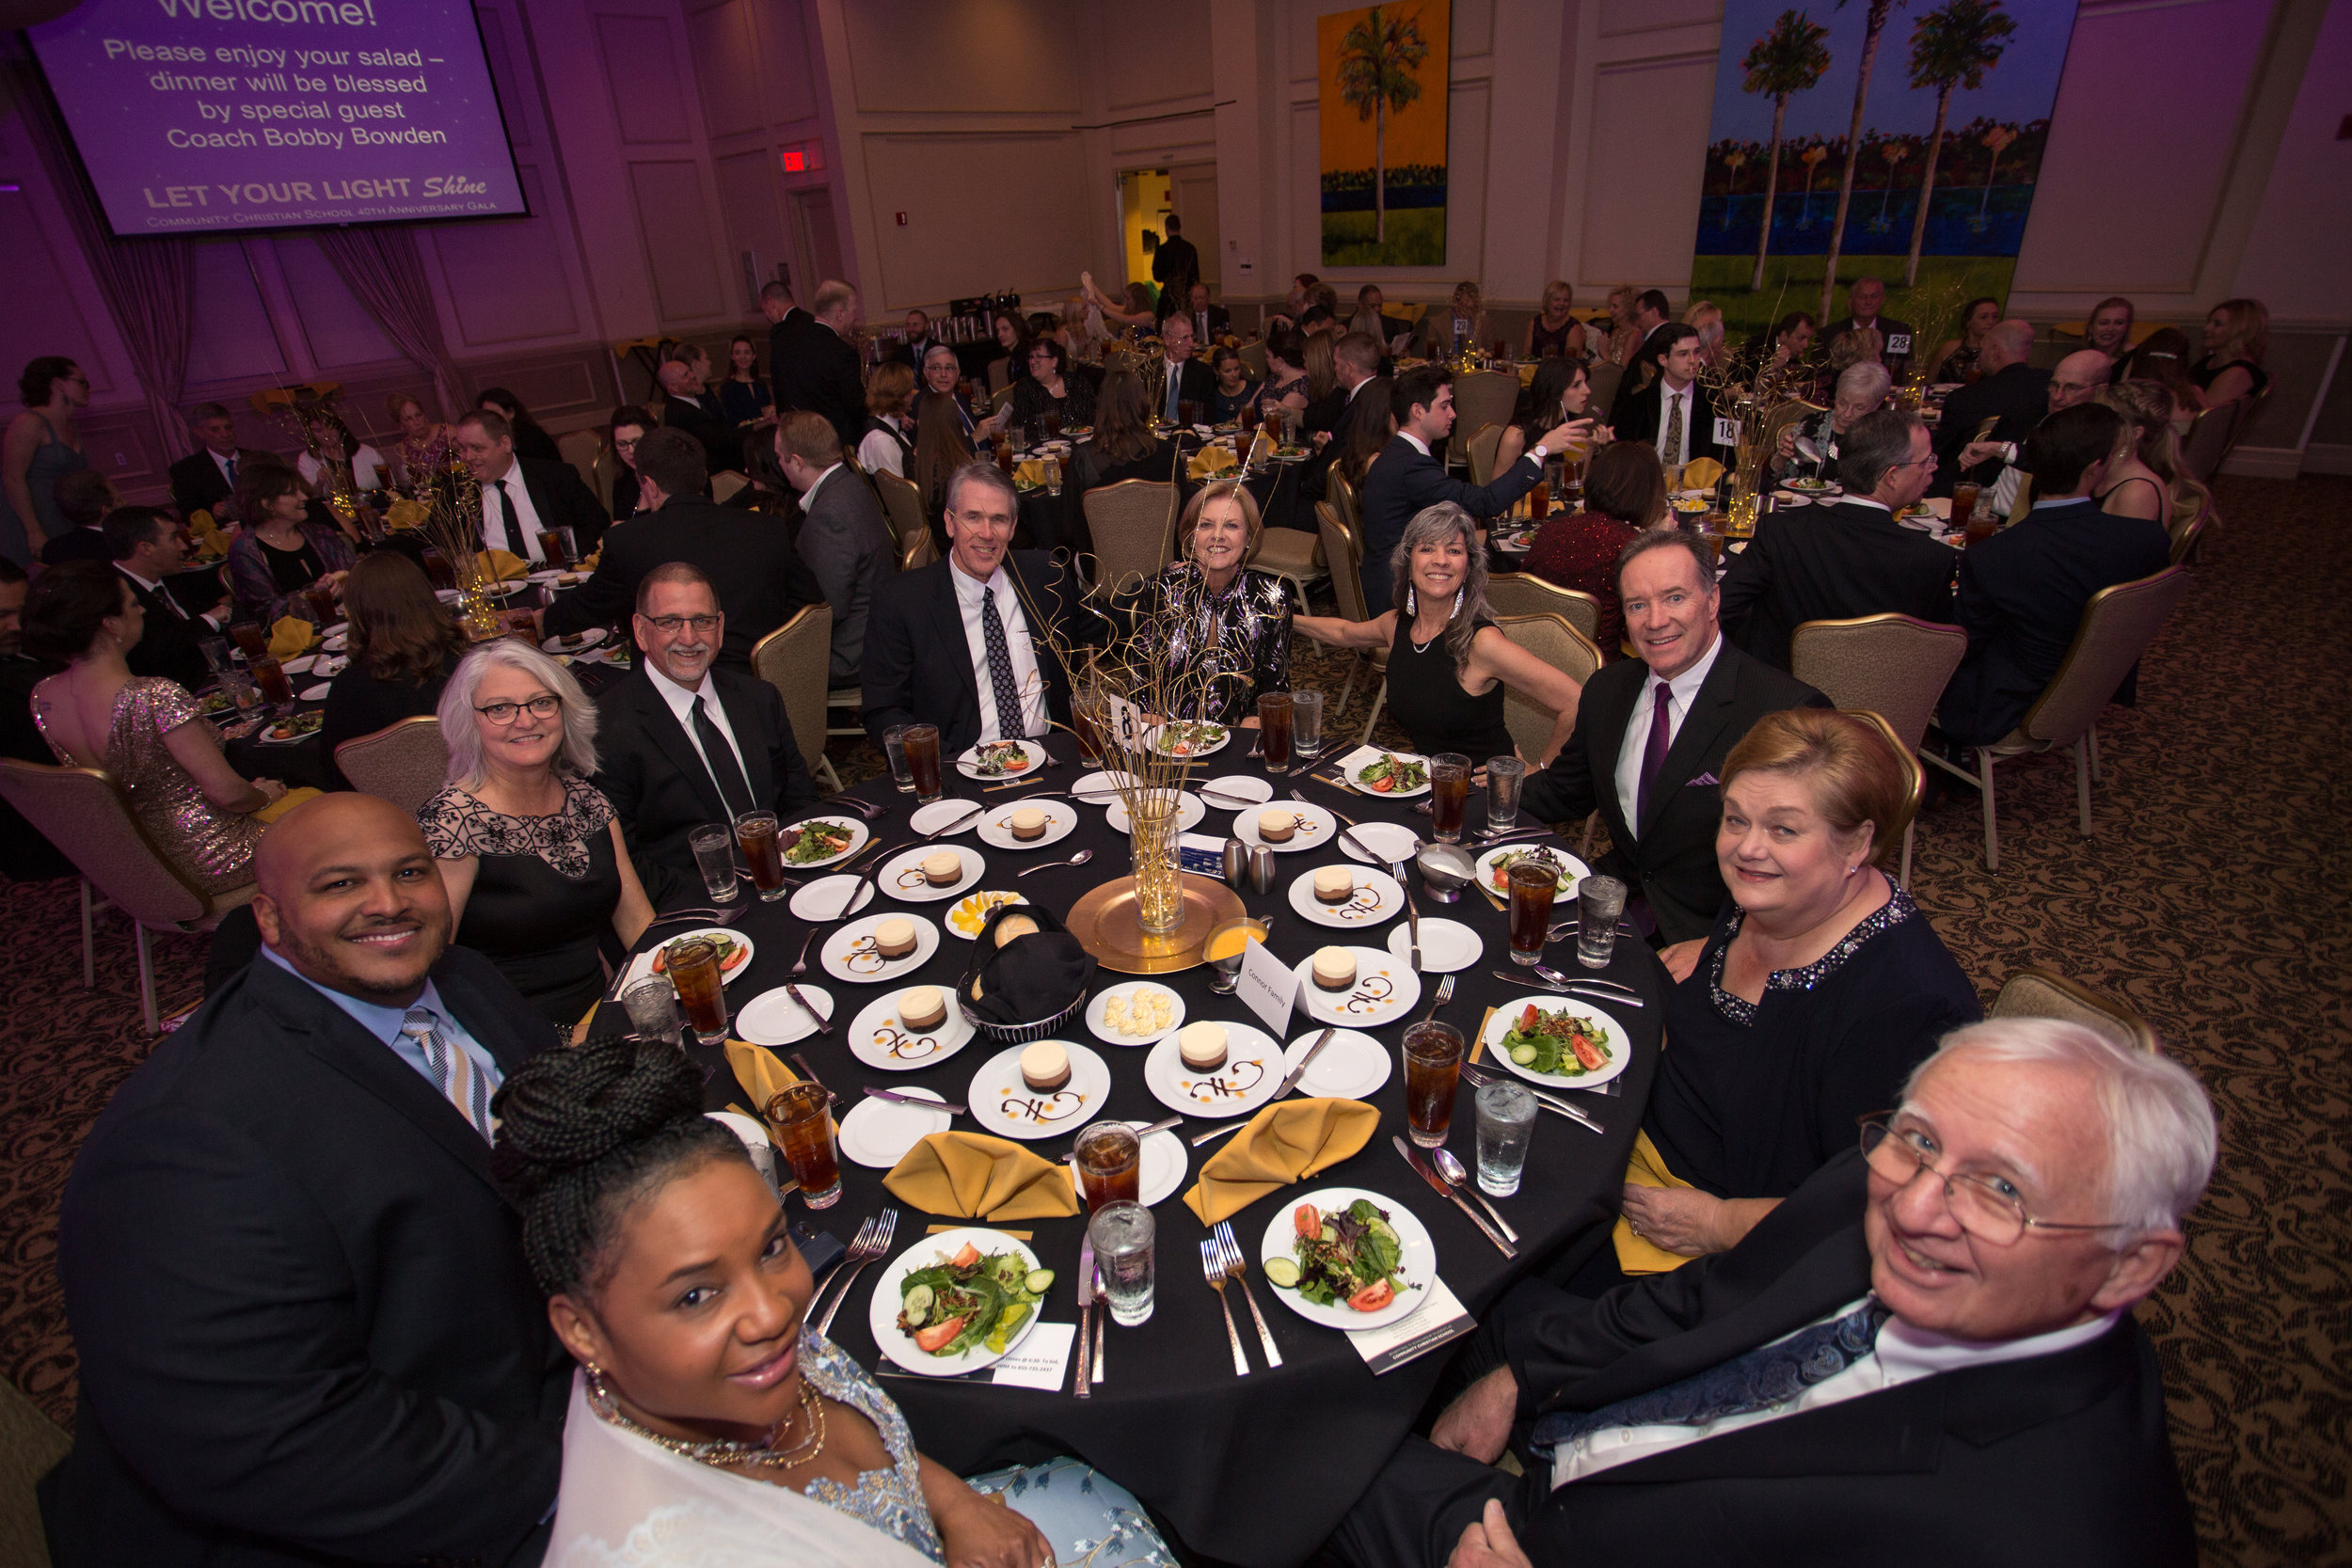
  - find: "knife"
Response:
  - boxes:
[861,1085,968,1115]
[1490,972,1645,1007]
[1392,1135,1516,1257]
[1073,1237,1096,1398]
[781,981,834,1037]
[1394,860,1424,972]
[1091,1263,1106,1383]
[1270,1026,1338,1100]
[789,1052,836,1106]
[923,803,985,838]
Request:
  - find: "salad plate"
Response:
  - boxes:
[1479,996,1633,1090]
[1347,752,1430,798]
[644,927,755,985]
[868,1229,1049,1375]
[1472,843,1589,900]
[1150,721,1230,758]
[1258,1188,1436,1331]
[779,816,869,869]
[839,1087,953,1169]
[956,739,1047,780]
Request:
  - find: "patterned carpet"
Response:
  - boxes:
[1,476,2344,1563]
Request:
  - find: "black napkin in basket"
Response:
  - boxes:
[962,903,1096,1026]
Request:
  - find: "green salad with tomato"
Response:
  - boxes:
[1502,1003,1613,1077]
[1265,1198,1409,1313]
[895,1242,1054,1357]
[1356,752,1427,792]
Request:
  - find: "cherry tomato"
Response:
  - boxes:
[1294,1203,1321,1239]
[1348,1280,1395,1312]
[914,1316,970,1353]
[1519,1004,1541,1031]
[1368,774,1396,792]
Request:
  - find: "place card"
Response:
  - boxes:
[1235,936,1301,1037]
[1349,1277,1476,1375]
[1107,695,1151,752]
[1712,416,1740,448]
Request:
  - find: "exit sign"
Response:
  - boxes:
[779,140,826,175]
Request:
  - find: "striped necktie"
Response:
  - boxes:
[402,1006,497,1141]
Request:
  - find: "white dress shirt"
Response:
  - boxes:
[1655,379,1696,467]
[950,561,1048,743]
[799,462,843,513]
[1553,1296,2123,1488]
[118,565,219,629]
[298,446,387,494]
[1613,628,1724,832]
[476,458,546,563]
[646,660,753,808]
[857,425,908,480]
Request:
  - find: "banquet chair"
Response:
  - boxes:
[1584,362,1625,423]
[2006,473,2035,525]
[1789,613,1968,884]
[1990,965,2161,1053]
[709,470,751,505]
[1327,467,1363,543]
[1082,480,1177,599]
[1486,574,1601,644]
[1760,399,1823,461]
[589,445,624,515]
[751,605,844,792]
[1316,502,1386,736]
[987,357,1013,396]
[1844,708,1926,886]
[1250,525,1327,614]
[871,468,930,563]
[0,758,259,1035]
[898,530,938,571]
[1921,565,2190,870]
[2168,505,2209,567]
[1450,372,1519,470]
[1239,340,1269,381]
[1490,612,1604,852]
[557,430,603,496]
[335,715,452,816]
[1464,423,1506,485]
[991,385,1016,413]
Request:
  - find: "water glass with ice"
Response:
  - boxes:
[1088,1201,1155,1325]
[1474,1080,1538,1196]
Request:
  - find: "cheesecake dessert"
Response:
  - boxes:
[1256,808,1295,844]
[1176,1022,1228,1073]
[1009,806,1048,841]
[873,917,917,958]
[1313,866,1356,905]
[1311,945,1358,990]
[921,849,963,886]
[898,985,946,1031]
[1020,1040,1071,1093]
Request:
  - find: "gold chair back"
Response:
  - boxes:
[709,469,751,505]
[1081,479,1177,597]
[589,447,623,515]
[1788,613,1969,754]
[871,468,930,560]
[1239,340,1269,381]
[1991,965,2161,1053]
[557,430,603,496]
[1450,372,1519,453]
[1760,400,1822,460]
[1489,611,1601,762]
[2168,507,2208,567]
[2016,566,2190,750]
[0,758,225,927]
[1327,468,1361,540]
[1464,423,1506,486]
[1318,503,1372,624]
[987,357,1013,396]
[334,715,452,816]
[899,529,938,571]
[751,604,834,770]
[1584,361,1625,421]
[1842,708,1924,867]
[1486,573,1600,644]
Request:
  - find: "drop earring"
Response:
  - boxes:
[1406,585,1418,615]
[1453,586,1464,619]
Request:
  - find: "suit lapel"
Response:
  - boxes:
[932,562,982,715]
[1639,640,1740,839]
[631,673,730,822]
[1586,660,1645,845]
[715,673,776,804]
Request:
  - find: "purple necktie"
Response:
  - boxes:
[1637,679,1675,827]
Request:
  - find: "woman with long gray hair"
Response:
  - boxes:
[421,638,653,1030]
[1295,502,1583,764]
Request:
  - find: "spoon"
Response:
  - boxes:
[1430,1147,1519,1243]
[1017,847,1094,877]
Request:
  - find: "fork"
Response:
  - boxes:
[643,901,751,929]
[1419,974,1456,1022]
[1200,1241,1251,1375]
[1213,1222,1282,1368]
[814,1209,899,1334]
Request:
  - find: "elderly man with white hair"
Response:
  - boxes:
[1327,1018,2212,1568]
[1772,359,1893,484]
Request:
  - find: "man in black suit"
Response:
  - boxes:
[1151,214,1200,306]
[1951,348,2114,515]
[863,462,1098,753]
[658,344,744,473]
[1359,367,1585,609]
[167,403,270,524]
[541,429,797,673]
[1145,315,1218,426]
[38,469,119,564]
[0,557,72,880]
[1720,409,1961,669]
[1519,531,1828,944]
[759,278,809,384]
[1607,325,1725,473]
[453,409,611,564]
[1181,281,1232,345]
[40,794,567,1567]
[1930,318,2047,491]
[774,410,891,684]
[1301,331,1384,501]
[1330,1019,2211,1568]
[895,307,944,369]
[1938,404,2171,748]
[1819,274,1918,378]
[593,563,820,902]
[771,278,868,451]
[105,505,229,690]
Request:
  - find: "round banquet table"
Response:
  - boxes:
[589,734,1664,1567]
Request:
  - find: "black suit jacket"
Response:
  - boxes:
[862,551,1097,753]
[1151,233,1200,293]
[486,453,612,558]
[1938,499,2171,746]
[39,948,567,1568]
[1143,356,1217,423]
[540,497,798,674]
[1358,436,1541,610]
[767,306,811,385]
[1931,362,2050,491]
[167,447,267,521]
[118,566,222,691]
[1821,312,1918,372]
[660,391,744,473]
[1718,499,1963,670]
[1519,637,1829,943]
[773,319,866,451]
[1608,376,1728,470]
[592,665,820,900]
[788,467,893,684]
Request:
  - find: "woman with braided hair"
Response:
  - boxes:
[494,1036,1176,1567]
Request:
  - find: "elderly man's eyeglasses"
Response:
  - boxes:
[643,613,722,634]
[475,694,562,726]
[1859,1115,2131,1248]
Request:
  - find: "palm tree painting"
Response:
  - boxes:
[1818,0,1899,319]
[1873,139,1910,232]
[1741,9,1834,290]
[1336,6,1428,245]
[1798,144,1831,228]
[1319,2,1451,265]
[1975,123,2020,227]
[1904,0,2014,281]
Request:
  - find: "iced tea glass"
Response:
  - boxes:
[1257,693,1293,771]
[666,937,729,1044]
[736,811,787,902]
[1402,1021,1464,1149]
[1073,1122,1142,1210]
[903,723,944,803]
[1430,754,1471,844]
[1507,860,1560,967]
[768,1082,841,1209]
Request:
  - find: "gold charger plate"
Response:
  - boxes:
[1068,873,1246,974]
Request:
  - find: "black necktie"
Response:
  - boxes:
[980,588,1026,741]
[691,696,755,817]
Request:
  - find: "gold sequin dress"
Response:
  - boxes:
[35,676,262,895]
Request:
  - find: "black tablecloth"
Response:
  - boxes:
[592,735,1662,1567]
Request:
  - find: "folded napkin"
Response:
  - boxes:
[1182,1098,1379,1226]
[476,548,531,582]
[267,615,315,660]
[885,1132,1080,1222]
[383,496,430,531]
[187,510,229,554]
[1015,457,1050,487]
[723,1037,805,1129]
[1679,457,1726,492]
[1187,446,1238,480]
[1613,1127,1699,1276]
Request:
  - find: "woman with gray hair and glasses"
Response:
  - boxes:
[1295,502,1584,764]
[421,639,654,1030]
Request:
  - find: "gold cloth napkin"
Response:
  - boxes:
[1613,1127,1699,1275]
[723,1037,803,1125]
[1015,458,1049,487]
[187,511,229,555]
[885,1132,1080,1222]
[1679,457,1726,492]
[384,496,430,531]
[267,615,315,660]
[1187,446,1238,480]
[1182,1098,1378,1225]
[476,548,531,582]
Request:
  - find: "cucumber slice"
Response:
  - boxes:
[1263,1257,1301,1289]
[902,1283,934,1321]
[1509,1043,1538,1066]
[1370,1220,1400,1248]
[1024,1268,1055,1294]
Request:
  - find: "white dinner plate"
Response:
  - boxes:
[1070,770,1141,808]
[280,654,317,674]
[733,985,835,1046]
[1149,721,1231,759]
[1085,981,1186,1047]
[1337,821,1421,866]
[1387,917,1481,974]
[868,1227,1046,1375]
[1142,1022,1285,1118]
[879,845,985,903]
[641,927,757,988]
[1471,844,1590,903]
[964,1039,1112,1141]
[955,739,1048,781]
[839,1087,954,1169]
[977,799,1078,851]
[1232,800,1338,853]
[1199,775,1274,811]
[789,875,876,922]
[1478,995,1635,1091]
[1292,946,1422,1027]
[847,986,977,1072]
[1282,1028,1391,1100]
[1259,1186,1437,1331]
[541,626,607,653]
[778,815,870,870]
[1346,751,1433,799]
[1106,791,1205,834]
[910,799,984,836]
[1288,867,1406,930]
[821,913,941,984]
[299,682,334,701]
[945,890,1026,939]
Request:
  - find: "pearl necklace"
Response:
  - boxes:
[584,1365,826,1473]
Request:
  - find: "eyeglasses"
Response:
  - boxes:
[1858,1115,2131,1248]
[475,694,562,726]
[643,613,722,634]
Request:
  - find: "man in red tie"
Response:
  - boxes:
[1517,531,1828,944]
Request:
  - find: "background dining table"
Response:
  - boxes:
[588,731,1664,1567]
